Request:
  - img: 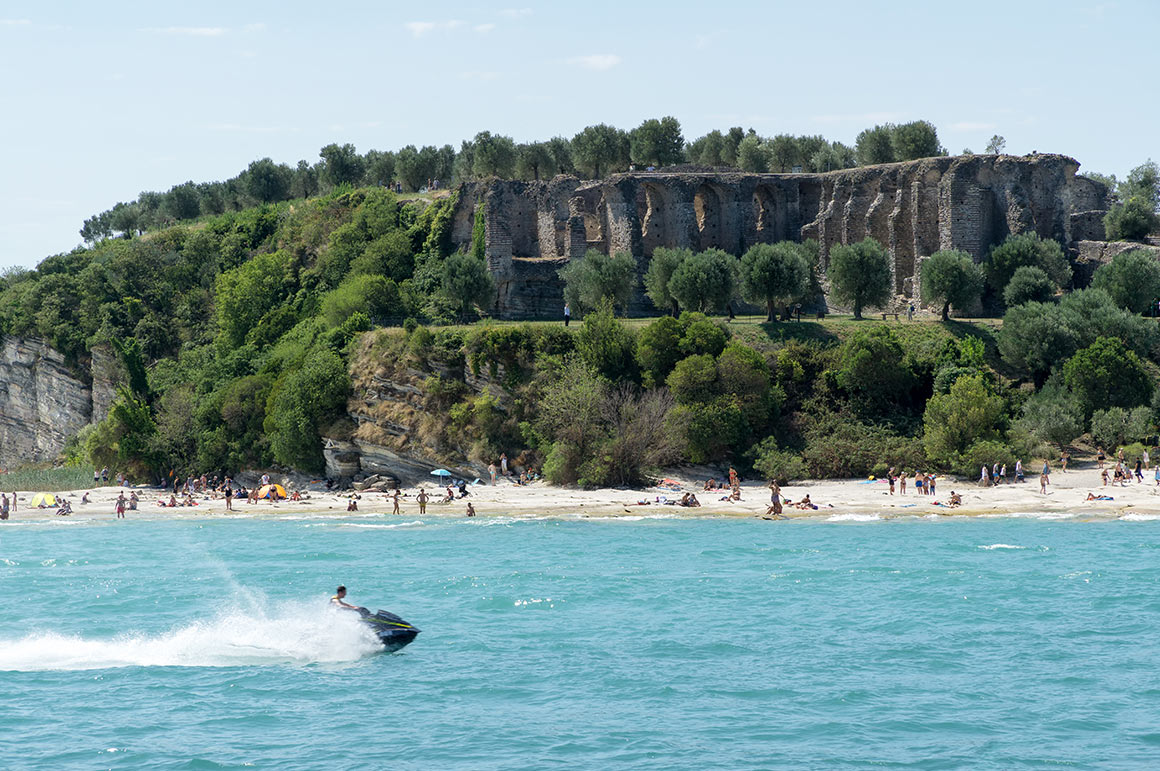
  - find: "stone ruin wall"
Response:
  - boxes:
[451,154,1110,318]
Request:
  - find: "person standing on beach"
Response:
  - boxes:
[980,465,990,487]
[1135,459,1144,483]
[1144,448,1151,470]
[500,453,509,476]
[1040,472,1049,494]
[1042,460,1050,483]
[115,492,126,518]
[899,472,906,495]
[224,483,233,512]
[1015,459,1024,483]
[564,303,571,327]
[392,488,401,515]
[489,463,497,485]
[929,474,936,497]
[417,488,429,515]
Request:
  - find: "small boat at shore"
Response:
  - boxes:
[354,607,420,652]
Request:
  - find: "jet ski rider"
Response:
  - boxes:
[330,586,360,611]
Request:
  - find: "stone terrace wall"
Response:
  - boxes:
[454,154,1110,318]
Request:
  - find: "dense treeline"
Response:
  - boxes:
[79,118,950,242]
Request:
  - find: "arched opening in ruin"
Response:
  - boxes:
[637,183,669,256]
[753,186,786,244]
[575,189,607,255]
[694,183,722,251]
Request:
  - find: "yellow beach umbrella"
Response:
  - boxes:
[30,492,56,507]
[258,484,286,500]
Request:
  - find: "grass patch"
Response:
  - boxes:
[0,465,96,492]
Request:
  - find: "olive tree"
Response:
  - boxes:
[1091,248,1160,313]
[828,238,893,319]
[739,242,810,321]
[920,249,983,320]
[668,249,739,314]
[558,250,638,315]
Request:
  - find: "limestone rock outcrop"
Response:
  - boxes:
[0,338,92,464]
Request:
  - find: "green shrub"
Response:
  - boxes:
[956,440,1015,478]
[747,437,808,483]
[1104,196,1159,241]
[1003,266,1056,306]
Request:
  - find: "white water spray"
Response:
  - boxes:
[0,600,383,671]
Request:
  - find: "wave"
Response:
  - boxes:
[1121,512,1160,521]
[0,601,383,671]
[823,513,881,522]
[978,543,1027,550]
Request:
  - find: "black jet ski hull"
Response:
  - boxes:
[360,609,420,652]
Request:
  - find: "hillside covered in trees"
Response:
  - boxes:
[4,164,1160,486]
[6,111,1160,485]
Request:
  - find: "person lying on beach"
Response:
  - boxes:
[1086,493,1114,501]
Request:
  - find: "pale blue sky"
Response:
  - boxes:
[0,0,1155,269]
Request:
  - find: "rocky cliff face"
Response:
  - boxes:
[453,154,1110,317]
[0,338,92,465]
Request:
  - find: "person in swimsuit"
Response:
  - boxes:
[331,586,359,611]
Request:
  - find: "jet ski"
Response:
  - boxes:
[355,607,420,652]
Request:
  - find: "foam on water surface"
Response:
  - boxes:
[0,602,382,671]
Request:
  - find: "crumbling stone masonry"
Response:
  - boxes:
[449,154,1109,318]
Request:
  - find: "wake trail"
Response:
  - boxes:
[0,601,383,671]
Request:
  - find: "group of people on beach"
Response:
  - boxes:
[885,468,940,496]
[488,454,541,487]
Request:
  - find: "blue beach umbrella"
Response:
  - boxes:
[430,469,452,477]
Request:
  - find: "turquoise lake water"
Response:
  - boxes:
[3,512,1160,769]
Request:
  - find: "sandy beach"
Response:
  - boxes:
[4,463,1160,523]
